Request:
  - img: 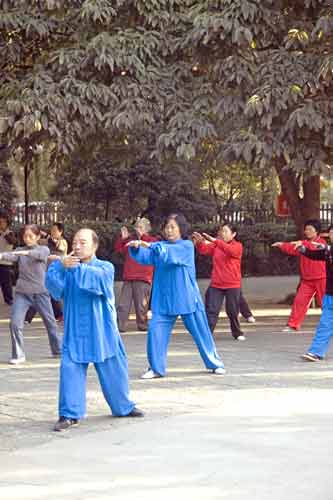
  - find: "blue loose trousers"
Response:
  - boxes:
[147,307,225,376]
[307,294,333,358]
[59,339,135,419]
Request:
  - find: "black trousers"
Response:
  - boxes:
[0,265,13,305]
[239,292,252,319]
[205,286,243,338]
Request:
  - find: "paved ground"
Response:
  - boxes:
[1,296,333,500]
[113,275,300,305]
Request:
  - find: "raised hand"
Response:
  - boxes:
[126,240,141,249]
[121,226,129,239]
[202,232,216,243]
[126,240,151,249]
[62,251,81,268]
[140,240,151,248]
[290,240,303,249]
[192,232,204,244]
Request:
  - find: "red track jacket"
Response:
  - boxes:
[280,237,326,281]
[196,239,243,289]
[114,234,156,284]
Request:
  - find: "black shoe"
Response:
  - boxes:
[125,407,144,418]
[54,416,79,432]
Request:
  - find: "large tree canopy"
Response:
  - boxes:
[1,1,333,230]
[170,0,333,232]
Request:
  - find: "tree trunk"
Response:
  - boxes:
[24,162,30,224]
[105,197,110,221]
[276,163,320,237]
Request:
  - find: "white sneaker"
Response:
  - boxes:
[282,326,297,333]
[213,367,226,375]
[246,316,256,323]
[141,369,161,379]
[9,356,26,365]
[236,335,246,341]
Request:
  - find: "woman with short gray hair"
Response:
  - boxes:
[115,218,156,332]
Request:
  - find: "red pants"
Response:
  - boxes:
[288,278,326,329]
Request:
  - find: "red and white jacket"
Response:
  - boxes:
[280,238,326,281]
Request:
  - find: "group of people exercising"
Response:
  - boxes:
[0,211,332,432]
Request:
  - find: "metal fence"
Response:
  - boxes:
[212,204,333,226]
[11,203,65,226]
[9,203,333,227]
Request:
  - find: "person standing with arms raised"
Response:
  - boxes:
[0,224,61,364]
[115,218,156,332]
[272,220,326,332]
[291,227,333,361]
[193,223,246,341]
[128,214,225,379]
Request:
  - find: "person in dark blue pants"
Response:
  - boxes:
[128,214,225,379]
[46,228,144,432]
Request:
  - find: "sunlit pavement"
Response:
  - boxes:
[1,304,332,500]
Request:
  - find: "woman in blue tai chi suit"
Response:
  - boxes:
[128,213,225,379]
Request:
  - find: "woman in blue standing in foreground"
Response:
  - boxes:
[128,214,225,379]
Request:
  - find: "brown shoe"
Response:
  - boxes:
[125,408,144,417]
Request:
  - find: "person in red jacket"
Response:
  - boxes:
[115,218,156,332]
[272,219,326,332]
[193,223,245,340]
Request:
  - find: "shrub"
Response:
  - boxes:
[12,220,299,279]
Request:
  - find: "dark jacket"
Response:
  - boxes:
[300,244,332,295]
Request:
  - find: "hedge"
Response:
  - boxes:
[13,220,299,279]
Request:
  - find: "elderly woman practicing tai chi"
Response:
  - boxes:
[127,213,225,379]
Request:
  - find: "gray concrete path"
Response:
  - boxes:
[113,275,300,305]
[1,297,333,499]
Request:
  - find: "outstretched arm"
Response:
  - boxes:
[127,238,155,265]
[128,240,193,266]
[271,242,300,256]
[214,239,242,258]
[148,240,193,266]
[298,246,327,261]
[0,252,19,263]
[0,246,49,262]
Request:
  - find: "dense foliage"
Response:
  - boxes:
[1,1,333,230]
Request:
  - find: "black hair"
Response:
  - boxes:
[91,230,99,248]
[23,224,40,236]
[52,222,64,234]
[304,219,321,234]
[328,225,333,232]
[221,222,238,235]
[163,213,190,239]
[0,210,11,225]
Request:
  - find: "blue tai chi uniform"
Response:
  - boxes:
[46,258,135,419]
[129,239,224,376]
